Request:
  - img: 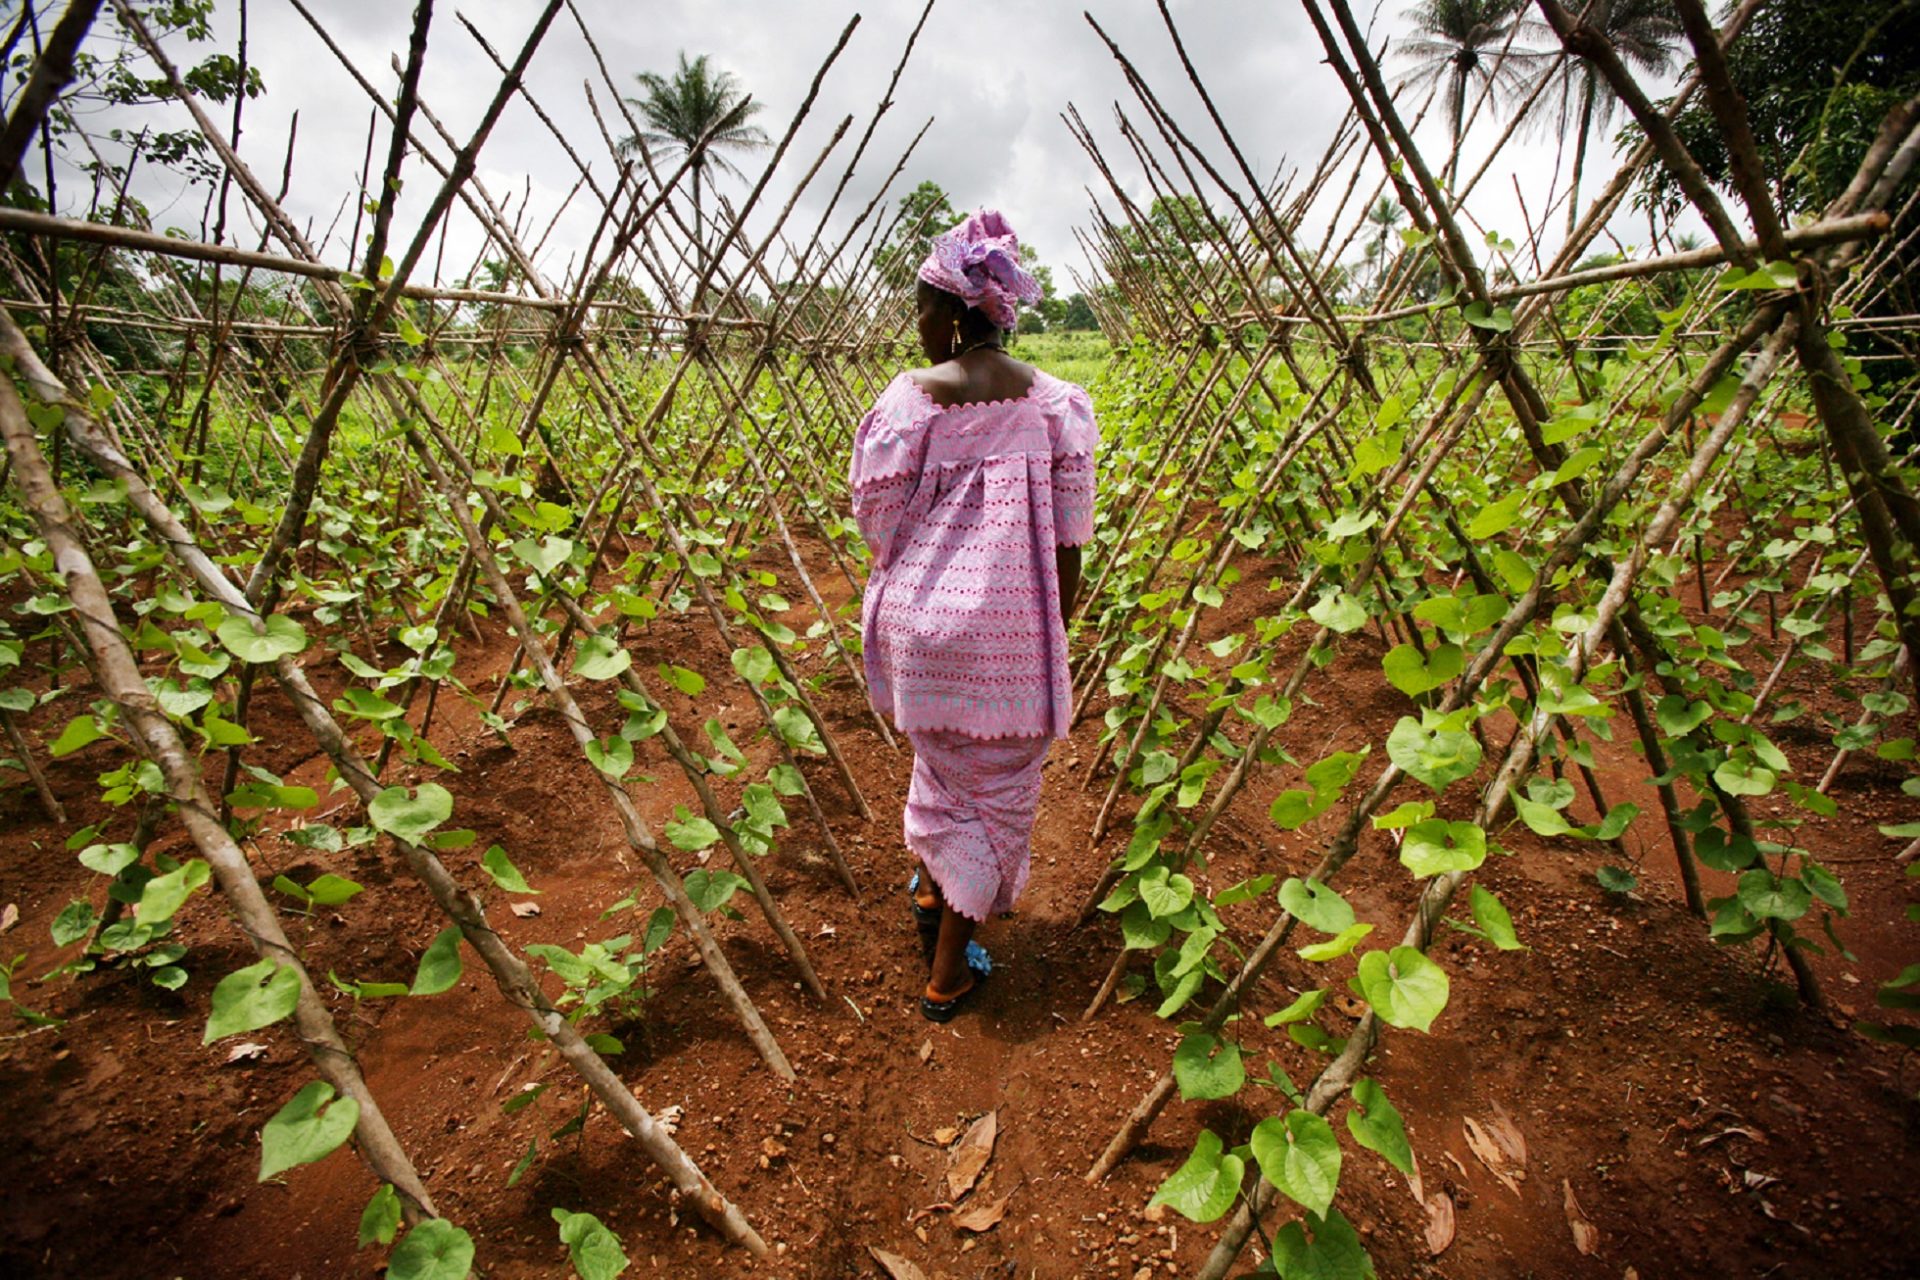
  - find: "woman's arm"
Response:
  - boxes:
[1056,543,1082,628]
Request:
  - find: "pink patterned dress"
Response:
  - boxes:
[850,369,1098,922]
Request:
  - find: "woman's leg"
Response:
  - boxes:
[927,905,978,998]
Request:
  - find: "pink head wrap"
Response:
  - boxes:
[916,208,1043,332]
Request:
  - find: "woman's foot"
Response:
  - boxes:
[921,940,991,1023]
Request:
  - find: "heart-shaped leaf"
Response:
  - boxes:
[1172,1032,1246,1101]
[1400,819,1487,877]
[1148,1128,1245,1224]
[1251,1109,1342,1218]
[367,784,452,844]
[1387,716,1482,792]
[1355,946,1450,1032]
[215,614,308,664]
[259,1080,361,1181]
[204,958,301,1043]
[386,1219,475,1280]
[1279,877,1356,934]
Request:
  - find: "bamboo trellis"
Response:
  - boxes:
[0,0,950,1260]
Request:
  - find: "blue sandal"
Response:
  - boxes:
[920,941,992,1023]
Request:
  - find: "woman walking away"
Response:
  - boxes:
[849,209,1098,1023]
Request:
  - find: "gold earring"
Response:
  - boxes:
[950,317,962,353]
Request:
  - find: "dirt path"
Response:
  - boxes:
[3,533,1918,1279]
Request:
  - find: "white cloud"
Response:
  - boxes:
[42,0,1693,304]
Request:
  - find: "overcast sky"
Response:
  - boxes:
[42,1,1688,299]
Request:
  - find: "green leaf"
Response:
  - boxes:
[1462,300,1514,332]
[511,535,574,579]
[410,926,464,995]
[1355,946,1449,1031]
[1272,1208,1376,1280]
[151,965,188,991]
[368,783,454,843]
[1597,865,1639,894]
[664,807,721,852]
[1466,491,1524,540]
[1386,716,1481,791]
[50,899,97,947]
[1717,259,1799,291]
[1382,644,1462,698]
[1713,755,1776,797]
[771,705,825,754]
[304,874,362,907]
[1148,1129,1245,1224]
[573,634,632,681]
[1399,819,1487,877]
[386,1218,475,1280]
[482,844,538,894]
[768,763,806,796]
[1347,1077,1414,1175]
[1279,877,1356,934]
[48,715,104,757]
[552,1208,629,1280]
[1250,1109,1342,1218]
[78,842,141,876]
[684,868,748,914]
[1736,869,1811,921]
[1469,884,1524,950]
[1297,922,1373,962]
[136,858,211,924]
[1263,987,1328,1027]
[358,1184,402,1248]
[1308,590,1367,634]
[1511,790,1574,837]
[584,736,634,779]
[1139,865,1196,918]
[215,614,308,664]
[658,663,707,696]
[1172,1033,1246,1101]
[1802,861,1847,912]
[259,1081,361,1182]
[1550,446,1604,486]
[1655,695,1712,736]
[204,958,301,1043]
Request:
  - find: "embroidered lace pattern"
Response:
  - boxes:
[850,369,1098,740]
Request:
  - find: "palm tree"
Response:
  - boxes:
[1394,1,1539,184]
[1364,195,1407,295]
[1523,1,1681,238]
[620,52,769,306]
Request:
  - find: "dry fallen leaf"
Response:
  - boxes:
[0,902,18,934]
[867,1246,928,1280]
[944,1111,997,1201]
[1486,1101,1529,1167]
[931,1126,960,1146]
[918,1039,934,1064]
[815,922,838,939]
[1563,1179,1600,1256]
[1423,1192,1456,1257]
[224,1041,268,1064]
[1464,1116,1525,1196]
[952,1192,1011,1234]
[1405,1152,1426,1207]
[509,901,540,918]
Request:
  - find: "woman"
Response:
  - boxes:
[849,209,1097,1022]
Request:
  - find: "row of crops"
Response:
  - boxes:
[3,1,1918,1277]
